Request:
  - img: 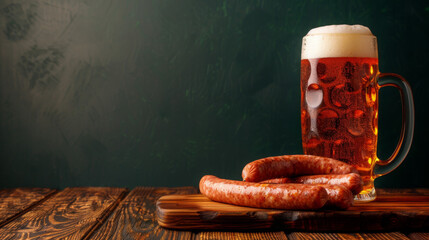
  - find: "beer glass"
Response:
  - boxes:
[300,25,414,202]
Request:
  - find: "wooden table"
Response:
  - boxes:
[0,187,428,240]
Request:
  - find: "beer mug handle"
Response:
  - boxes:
[374,73,415,177]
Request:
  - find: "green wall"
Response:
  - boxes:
[1,0,428,189]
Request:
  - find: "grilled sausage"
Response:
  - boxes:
[261,173,363,195]
[318,184,354,209]
[200,175,328,210]
[242,155,358,182]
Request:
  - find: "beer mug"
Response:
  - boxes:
[300,25,414,202]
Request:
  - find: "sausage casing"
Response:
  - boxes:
[259,180,354,209]
[200,175,328,210]
[318,184,354,209]
[242,155,358,182]
[261,173,363,195]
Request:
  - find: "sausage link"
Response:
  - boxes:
[242,155,358,182]
[261,173,363,195]
[200,175,328,210]
[261,178,294,184]
[259,180,354,209]
[318,184,354,209]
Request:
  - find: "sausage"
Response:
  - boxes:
[318,184,354,209]
[260,173,363,195]
[259,180,354,209]
[260,178,294,184]
[242,155,358,182]
[199,175,328,210]
[295,173,363,195]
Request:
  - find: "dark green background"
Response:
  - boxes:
[1,0,428,189]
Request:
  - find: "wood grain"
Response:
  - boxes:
[0,188,57,228]
[287,232,410,240]
[156,190,429,231]
[376,189,429,202]
[358,232,411,239]
[408,232,429,240]
[196,231,288,240]
[89,186,198,240]
[0,187,127,239]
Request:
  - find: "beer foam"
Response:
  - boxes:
[302,24,378,59]
[307,25,372,35]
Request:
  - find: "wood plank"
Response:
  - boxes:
[156,190,429,231]
[287,232,360,240]
[408,232,429,240]
[357,232,410,239]
[377,188,429,195]
[0,187,127,239]
[0,188,57,228]
[287,232,410,240]
[376,189,429,202]
[89,186,197,240]
[196,231,288,240]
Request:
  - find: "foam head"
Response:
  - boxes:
[301,24,378,59]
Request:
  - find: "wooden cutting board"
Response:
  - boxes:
[156,189,429,231]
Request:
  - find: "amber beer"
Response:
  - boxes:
[300,25,414,202]
[301,57,378,194]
